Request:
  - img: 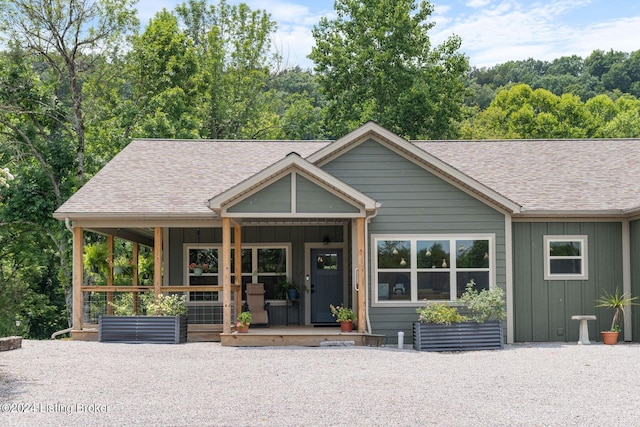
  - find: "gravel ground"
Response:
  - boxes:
[1,340,639,426]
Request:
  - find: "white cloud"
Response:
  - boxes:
[431,0,639,67]
[466,0,492,8]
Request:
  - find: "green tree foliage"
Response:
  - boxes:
[310,0,469,139]
[0,0,137,338]
[463,84,595,139]
[175,0,277,139]
[464,83,640,139]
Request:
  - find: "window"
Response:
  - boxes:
[185,244,290,302]
[544,236,588,280]
[187,247,219,302]
[374,235,493,303]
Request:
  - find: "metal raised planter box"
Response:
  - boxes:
[413,321,503,352]
[99,315,187,344]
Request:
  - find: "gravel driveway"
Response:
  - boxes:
[1,340,639,426]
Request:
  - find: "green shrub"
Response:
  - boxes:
[108,292,186,316]
[458,280,506,322]
[417,302,466,325]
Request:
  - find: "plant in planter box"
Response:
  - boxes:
[416,302,466,324]
[143,293,187,316]
[595,288,638,344]
[101,293,187,343]
[414,280,505,352]
[458,279,506,322]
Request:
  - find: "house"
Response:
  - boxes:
[54,122,640,345]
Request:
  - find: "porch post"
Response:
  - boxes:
[132,242,139,314]
[222,217,232,334]
[106,235,114,315]
[72,226,84,331]
[234,225,242,321]
[153,227,162,297]
[357,217,366,333]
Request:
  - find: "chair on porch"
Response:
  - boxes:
[245,283,270,327]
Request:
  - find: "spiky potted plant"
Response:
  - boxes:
[595,288,638,345]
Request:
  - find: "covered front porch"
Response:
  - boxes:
[60,146,381,346]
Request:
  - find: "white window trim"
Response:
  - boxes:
[183,243,291,305]
[543,235,588,280]
[371,234,496,306]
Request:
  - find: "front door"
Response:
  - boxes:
[310,248,344,323]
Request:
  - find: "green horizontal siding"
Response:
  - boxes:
[296,175,360,214]
[322,139,507,342]
[228,176,291,213]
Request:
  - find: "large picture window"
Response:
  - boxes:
[544,236,588,280]
[374,235,494,303]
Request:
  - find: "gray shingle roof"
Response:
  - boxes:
[55,134,640,218]
[55,139,330,217]
[415,139,640,213]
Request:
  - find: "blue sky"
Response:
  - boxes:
[135,0,640,69]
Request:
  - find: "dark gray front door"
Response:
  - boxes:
[310,248,344,323]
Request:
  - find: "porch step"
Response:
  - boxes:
[220,326,369,347]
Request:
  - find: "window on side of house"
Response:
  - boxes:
[374,235,493,304]
[544,236,588,280]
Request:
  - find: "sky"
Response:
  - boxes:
[134,0,640,69]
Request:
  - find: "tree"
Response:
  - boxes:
[0,0,138,337]
[463,84,595,139]
[309,0,469,139]
[175,0,278,139]
[1,0,138,184]
[127,9,200,139]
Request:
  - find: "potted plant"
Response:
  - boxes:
[414,280,505,352]
[189,263,209,277]
[330,304,356,332]
[595,288,638,345]
[112,255,131,275]
[99,292,188,344]
[279,276,304,300]
[236,311,252,333]
[82,242,110,280]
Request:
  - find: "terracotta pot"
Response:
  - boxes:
[340,321,353,332]
[237,324,249,333]
[601,331,619,345]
